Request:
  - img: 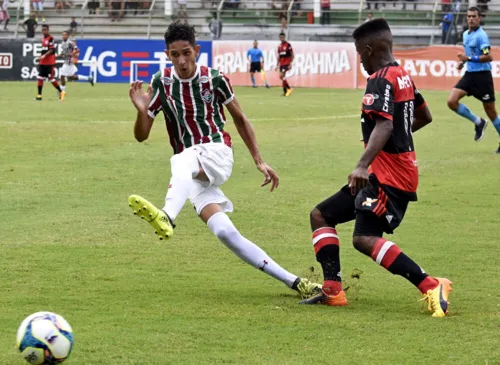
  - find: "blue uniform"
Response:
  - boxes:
[247,48,263,63]
[463,27,491,72]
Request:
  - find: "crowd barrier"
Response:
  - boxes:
[1,39,500,91]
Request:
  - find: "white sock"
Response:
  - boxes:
[77,75,89,81]
[474,117,482,126]
[207,212,297,287]
[162,150,200,221]
[60,85,66,91]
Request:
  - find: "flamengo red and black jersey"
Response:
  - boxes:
[277,42,293,66]
[361,62,427,201]
[40,35,56,65]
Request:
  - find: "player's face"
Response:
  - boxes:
[355,39,373,75]
[42,27,49,36]
[280,35,285,43]
[253,41,258,48]
[467,10,481,29]
[166,41,200,79]
[62,32,69,41]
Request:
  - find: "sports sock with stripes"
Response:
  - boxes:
[313,227,342,295]
[370,238,438,294]
[37,79,43,95]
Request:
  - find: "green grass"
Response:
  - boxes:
[1,81,500,365]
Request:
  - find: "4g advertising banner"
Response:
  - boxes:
[0,39,213,83]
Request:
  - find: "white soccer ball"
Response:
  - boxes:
[16,312,74,364]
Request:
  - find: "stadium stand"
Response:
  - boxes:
[0,0,500,45]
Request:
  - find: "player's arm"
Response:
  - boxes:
[411,85,432,132]
[349,77,394,194]
[226,98,279,191]
[129,80,156,142]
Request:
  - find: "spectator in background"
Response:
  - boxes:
[0,0,10,30]
[177,0,187,19]
[32,0,45,22]
[23,13,37,38]
[55,0,67,12]
[440,5,454,44]
[208,12,223,39]
[69,17,77,36]
[320,0,330,25]
[125,0,139,15]
[140,0,151,14]
[109,0,124,21]
[365,12,372,22]
[365,0,378,10]
[402,0,416,11]
[280,15,287,32]
[88,0,99,14]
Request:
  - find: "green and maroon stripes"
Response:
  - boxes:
[148,66,234,154]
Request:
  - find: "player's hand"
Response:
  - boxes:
[457,61,465,70]
[129,80,151,113]
[457,53,468,62]
[257,162,279,192]
[348,167,369,196]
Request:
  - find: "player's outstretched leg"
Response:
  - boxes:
[482,101,500,153]
[128,148,199,240]
[447,88,487,141]
[353,235,452,318]
[75,74,94,86]
[299,206,348,306]
[206,210,321,297]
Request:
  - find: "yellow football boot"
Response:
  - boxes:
[128,195,174,240]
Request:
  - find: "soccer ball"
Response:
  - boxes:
[16,312,74,364]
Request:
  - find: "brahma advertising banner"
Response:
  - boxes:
[212,40,357,89]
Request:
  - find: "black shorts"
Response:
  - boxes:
[250,62,261,73]
[279,64,291,73]
[454,71,495,103]
[38,64,55,79]
[316,175,409,236]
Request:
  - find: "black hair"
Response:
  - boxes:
[468,6,481,16]
[42,24,49,29]
[62,30,69,35]
[352,18,391,40]
[279,32,285,37]
[164,21,196,48]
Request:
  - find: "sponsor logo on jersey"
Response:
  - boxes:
[199,76,210,83]
[482,94,490,101]
[201,89,213,103]
[362,198,378,207]
[160,76,174,84]
[363,93,375,106]
[386,214,393,223]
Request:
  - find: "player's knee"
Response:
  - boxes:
[310,208,326,230]
[213,224,238,244]
[447,97,458,111]
[352,236,372,255]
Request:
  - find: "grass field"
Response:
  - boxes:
[1,81,500,365]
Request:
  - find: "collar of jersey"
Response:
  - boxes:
[172,64,200,82]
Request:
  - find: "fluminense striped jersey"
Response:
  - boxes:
[148,65,234,154]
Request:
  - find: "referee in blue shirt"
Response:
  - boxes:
[447,7,500,152]
[247,41,270,88]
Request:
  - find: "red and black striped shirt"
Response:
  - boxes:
[361,62,427,201]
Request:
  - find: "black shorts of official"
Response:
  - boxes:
[454,71,495,103]
[38,64,55,79]
[315,175,409,237]
[249,62,261,73]
[279,64,291,73]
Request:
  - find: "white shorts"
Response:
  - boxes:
[60,64,78,77]
[176,143,234,215]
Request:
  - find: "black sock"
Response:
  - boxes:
[38,85,42,95]
[313,227,341,281]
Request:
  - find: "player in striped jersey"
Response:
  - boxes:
[127,21,320,298]
[58,31,94,101]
